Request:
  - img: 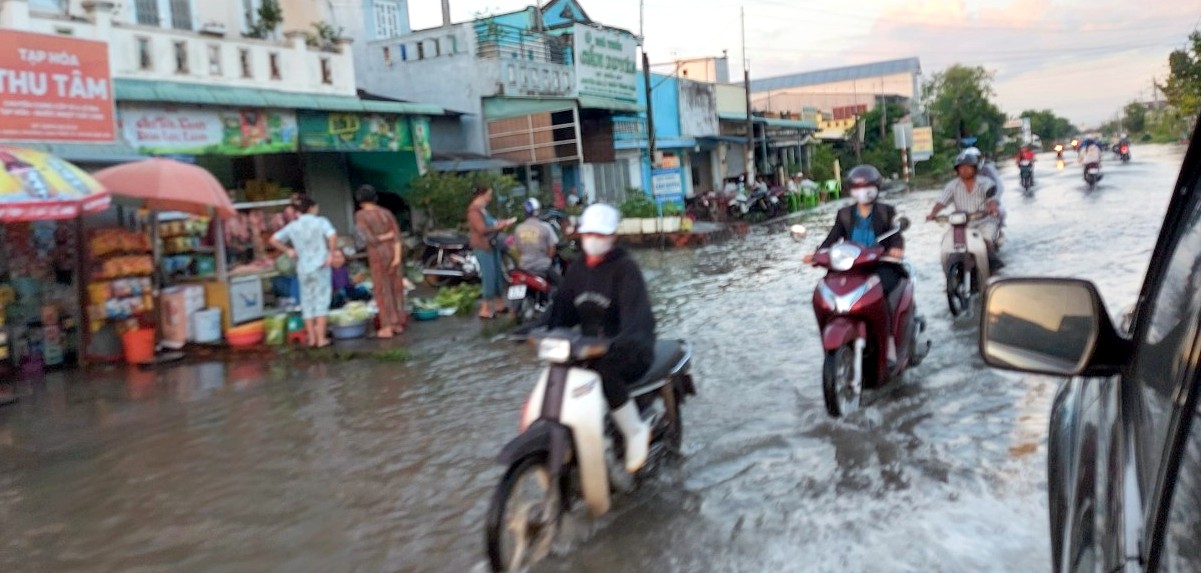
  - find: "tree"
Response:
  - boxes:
[841,102,907,176]
[922,65,1007,157]
[246,0,283,40]
[1018,109,1078,142]
[1123,102,1147,134]
[1162,32,1201,119]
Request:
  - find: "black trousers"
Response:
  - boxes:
[593,345,654,409]
[878,264,903,298]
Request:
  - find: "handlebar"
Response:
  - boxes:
[932,211,989,224]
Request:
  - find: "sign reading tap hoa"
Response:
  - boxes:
[0,30,115,142]
[573,24,637,102]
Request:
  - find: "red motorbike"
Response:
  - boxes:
[794,219,931,417]
[506,268,552,325]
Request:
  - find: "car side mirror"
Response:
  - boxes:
[980,278,1127,376]
[896,217,910,232]
[789,224,807,242]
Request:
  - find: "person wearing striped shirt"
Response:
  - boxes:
[926,151,1005,269]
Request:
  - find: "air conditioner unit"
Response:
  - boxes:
[200,22,226,36]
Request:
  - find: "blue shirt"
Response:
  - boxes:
[851,209,876,246]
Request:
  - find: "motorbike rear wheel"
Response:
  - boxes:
[485,454,563,573]
[661,382,684,454]
[946,262,970,317]
[422,252,457,288]
[822,345,859,418]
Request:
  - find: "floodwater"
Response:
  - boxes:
[0,145,1185,573]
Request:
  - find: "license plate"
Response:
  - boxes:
[507,284,527,300]
[1088,168,1100,174]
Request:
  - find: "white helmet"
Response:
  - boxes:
[577,203,621,235]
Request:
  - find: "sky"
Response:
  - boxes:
[408,0,1201,128]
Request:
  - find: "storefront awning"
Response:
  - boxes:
[716,113,818,130]
[699,135,751,145]
[114,79,444,115]
[578,96,644,113]
[614,137,698,151]
[16,141,146,165]
[431,152,516,172]
[483,97,578,120]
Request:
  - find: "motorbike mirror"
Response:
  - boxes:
[789,224,807,241]
[896,217,910,232]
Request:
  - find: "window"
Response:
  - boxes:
[383,46,392,65]
[320,58,332,84]
[242,0,261,33]
[400,44,408,61]
[136,37,153,70]
[416,41,425,60]
[173,41,189,74]
[1132,178,1201,499]
[170,0,193,31]
[239,49,252,78]
[268,53,281,80]
[447,34,458,55]
[135,0,159,26]
[592,162,630,203]
[375,1,401,39]
[1160,399,1201,570]
[432,39,441,57]
[207,44,221,75]
[29,0,65,13]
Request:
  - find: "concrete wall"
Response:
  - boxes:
[6,0,358,97]
[637,73,681,138]
[751,71,916,107]
[716,83,748,116]
[678,79,718,137]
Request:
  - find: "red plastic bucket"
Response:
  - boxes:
[120,329,156,365]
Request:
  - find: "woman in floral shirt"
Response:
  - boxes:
[270,197,337,348]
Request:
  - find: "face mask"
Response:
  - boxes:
[581,236,616,257]
[851,186,878,205]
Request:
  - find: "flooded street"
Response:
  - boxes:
[0,145,1185,573]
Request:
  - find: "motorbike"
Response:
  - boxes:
[506,268,552,326]
[421,233,516,287]
[1054,144,1065,160]
[485,329,696,572]
[728,187,783,220]
[934,210,994,317]
[1019,159,1035,195]
[792,220,930,418]
[1116,144,1131,163]
[1083,162,1103,190]
[685,191,718,221]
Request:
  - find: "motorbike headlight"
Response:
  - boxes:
[949,212,969,225]
[537,338,572,363]
[829,244,861,272]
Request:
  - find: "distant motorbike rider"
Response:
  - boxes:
[1015,145,1036,166]
[514,198,561,288]
[926,151,1005,269]
[805,164,906,365]
[1078,138,1103,173]
[545,204,656,474]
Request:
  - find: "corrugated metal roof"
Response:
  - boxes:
[114,79,444,115]
[749,57,922,93]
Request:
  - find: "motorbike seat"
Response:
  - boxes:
[425,234,469,247]
[628,339,689,397]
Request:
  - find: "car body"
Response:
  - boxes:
[979,113,1201,573]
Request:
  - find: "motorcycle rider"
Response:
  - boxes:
[926,151,1005,269]
[545,204,656,474]
[1078,137,1103,176]
[804,164,906,366]
[1015,144,1036,166]
[961,144,1007,239]
[514,198,561,288]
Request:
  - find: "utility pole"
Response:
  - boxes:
[742,6,755,182]
[644,50,656,169]
[879,78,886,142]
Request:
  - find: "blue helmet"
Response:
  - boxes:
[523,197,541,216]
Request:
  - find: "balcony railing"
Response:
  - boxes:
[474,22,571,65]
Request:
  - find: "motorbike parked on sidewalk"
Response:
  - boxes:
[1083,162,1103,191]
[484,329,695,572]
[686,190,718,221]
[792,220,930,418]
[934,210,994,317]
[1019,159,1035,196]
[420,233,516,287]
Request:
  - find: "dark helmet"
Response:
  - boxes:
[845,164,882,189]
[954,151,980,170]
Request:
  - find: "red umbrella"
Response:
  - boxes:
[93,158,236,219]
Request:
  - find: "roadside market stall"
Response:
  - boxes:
[0,145,112,373]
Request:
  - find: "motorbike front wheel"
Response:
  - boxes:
[422,252,457,288]
[485,455,563,573]
[822,345,860,417]
[946,262,970,317]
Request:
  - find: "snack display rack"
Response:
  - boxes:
[0,220,84,371]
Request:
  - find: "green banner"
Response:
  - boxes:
[298,111,414,152]
[411,116,431,174]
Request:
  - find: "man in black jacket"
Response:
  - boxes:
[546,203,656,473]
[804,164,906,364]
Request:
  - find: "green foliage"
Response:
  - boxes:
[1019,109,1079,142]
[407,171,520,230]
[434,284,483,316]
[619,194,656,218]
[246,0,283,39]
[1123,102,1147,134]
[1162,32,1201,119]
[661,202,684,216]
[306,21,345,48]
[922,65,1007,155]
[808,144,838,182]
